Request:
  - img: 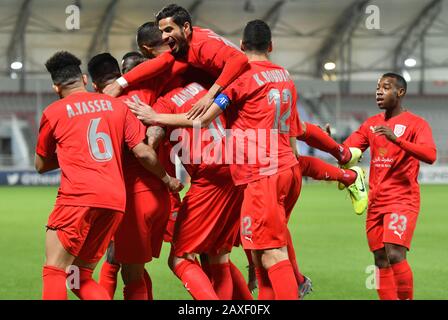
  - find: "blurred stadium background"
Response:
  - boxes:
[0,0,447,299]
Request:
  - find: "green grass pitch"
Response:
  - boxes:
[0,183,447,300]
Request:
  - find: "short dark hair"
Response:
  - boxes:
[242,19,271,53]
[136,21,163,48]
[45,51,82,86]
[156,4,192,28]
[382,72,407,93]
[121,51,146,74]
[87,53,121,88]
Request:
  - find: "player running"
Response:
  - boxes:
[36,51,181,300]
[341,73,437,300]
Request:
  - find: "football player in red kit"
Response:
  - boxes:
[129,18,373,300]
[36,51,180,300]
[342,73,437,300]
[103,3,248,116]
[88,50,184,300]
[129,20,302,300]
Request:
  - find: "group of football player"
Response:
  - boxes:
[36,3,436,300]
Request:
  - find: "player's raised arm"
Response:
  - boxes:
[187,42,249,119]
[343,122,371,152]
[126,95,224,129]
[103,51,174,97]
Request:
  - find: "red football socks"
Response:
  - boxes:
[99,261,120,299]
[173,259,219,300]
[123,276,148,300]
[267,260,299,300]
[377,267,398,300]
[302,123,351,163]
[42,265,68,300]
[286,230,305,286]
[255,267,275,300]
[298,156,356,187]
[391,260,414,300]
[209,262,233,300]
[229,261,253,300]
[143,269,153,300]
[71,266,111,300]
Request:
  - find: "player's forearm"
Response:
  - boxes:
[34,153,59,174]
[395,139,437,164]
[206,83,223,100]
[133,144,169,180]
[153,113,196,128]
[215,52,249,89]
[119,52,175,88]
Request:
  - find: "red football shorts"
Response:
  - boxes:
[164,192,182,243]
[240,164,302,250]
[172,178,244,257]
[46,205,123,264]
[114,188,170,264]
[366,210,419,252]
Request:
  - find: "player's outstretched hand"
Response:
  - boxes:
[373,125,397,142]
[103,81,123,97]
[125,99,157,125]
[166,176,184,193]
[186,93,214,120]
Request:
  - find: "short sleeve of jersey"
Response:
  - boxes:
[344,121,370,152]
[222,77,248,106]
[36,113,56,157]
[124,107,146,150]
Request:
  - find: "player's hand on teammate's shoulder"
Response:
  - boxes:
[125,99,157,125]
[103,81,123,97]
[373,125,397,142]
[186,92,214,120]
[165,176,184,193]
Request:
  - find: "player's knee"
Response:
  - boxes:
[121,264,145,284]
[373,249,389,268]
[260,247,288,269]
[387,249,406,265]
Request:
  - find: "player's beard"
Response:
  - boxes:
[174,31,189,57]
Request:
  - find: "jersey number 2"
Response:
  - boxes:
[87,118,113,162]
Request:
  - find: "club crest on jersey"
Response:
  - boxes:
[393,124,406,138]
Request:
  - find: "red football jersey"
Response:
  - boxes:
[122,27,247,90]
[119,83,165,193]
[119,62,188,193]
[344,111,436,214]
[153,82,231,185]
[36,91,146,212]
[222,60,302,185]
[185,27,247,88]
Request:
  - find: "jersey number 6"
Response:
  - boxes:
[87,118,113,162]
